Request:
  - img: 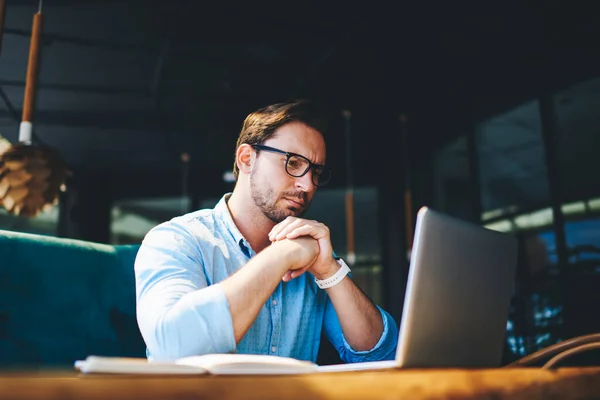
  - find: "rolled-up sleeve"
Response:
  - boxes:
[134,222,236,361]
[323,297,398,363]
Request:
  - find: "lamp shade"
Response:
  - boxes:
[0,143,69,217]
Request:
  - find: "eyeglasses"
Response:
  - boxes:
[251,144,332,187]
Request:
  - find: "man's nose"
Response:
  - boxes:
[295,170,316,192]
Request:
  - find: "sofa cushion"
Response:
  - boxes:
[0,230,145,367]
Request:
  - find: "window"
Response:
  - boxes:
[110,197,191,244]
[305,187,382,304]
[563,218,600,337]
[478,100,550,219]
[506,230,564,358]
[0,206,59,236]
[433,136,473,220]
[554,77,600,341]
[555,77,600,202]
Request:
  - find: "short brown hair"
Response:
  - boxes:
[232,99,328,179]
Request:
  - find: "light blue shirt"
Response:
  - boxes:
[135,193,398,363]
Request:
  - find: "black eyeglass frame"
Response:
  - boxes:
[251,144,332,187]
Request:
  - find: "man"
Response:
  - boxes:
[135,100,398,363]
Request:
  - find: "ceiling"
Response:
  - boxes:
[0,1,598,200]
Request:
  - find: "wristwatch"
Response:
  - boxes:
[314,258,351,289]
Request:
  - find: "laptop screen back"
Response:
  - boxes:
[395,207,518,368]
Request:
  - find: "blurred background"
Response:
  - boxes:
[1,1,599,367]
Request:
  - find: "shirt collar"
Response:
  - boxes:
[214,193,251,254]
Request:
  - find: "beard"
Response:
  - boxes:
[250,170,309,223]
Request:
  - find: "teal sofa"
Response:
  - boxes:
[0,230,146,368]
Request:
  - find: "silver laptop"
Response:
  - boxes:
[318,206,518,372]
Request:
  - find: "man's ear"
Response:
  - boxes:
[236,144,254,176]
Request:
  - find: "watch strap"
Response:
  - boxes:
[314,258,351,289]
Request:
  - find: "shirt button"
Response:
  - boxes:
[272,299,277,306]
[271,346,277,353]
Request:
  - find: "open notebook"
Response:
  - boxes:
[75,354,319,375]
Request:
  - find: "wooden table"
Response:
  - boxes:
[2,367,600,399]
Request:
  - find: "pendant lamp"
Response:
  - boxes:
[0,0,69,217]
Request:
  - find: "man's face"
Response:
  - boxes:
[250,121,326,223]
